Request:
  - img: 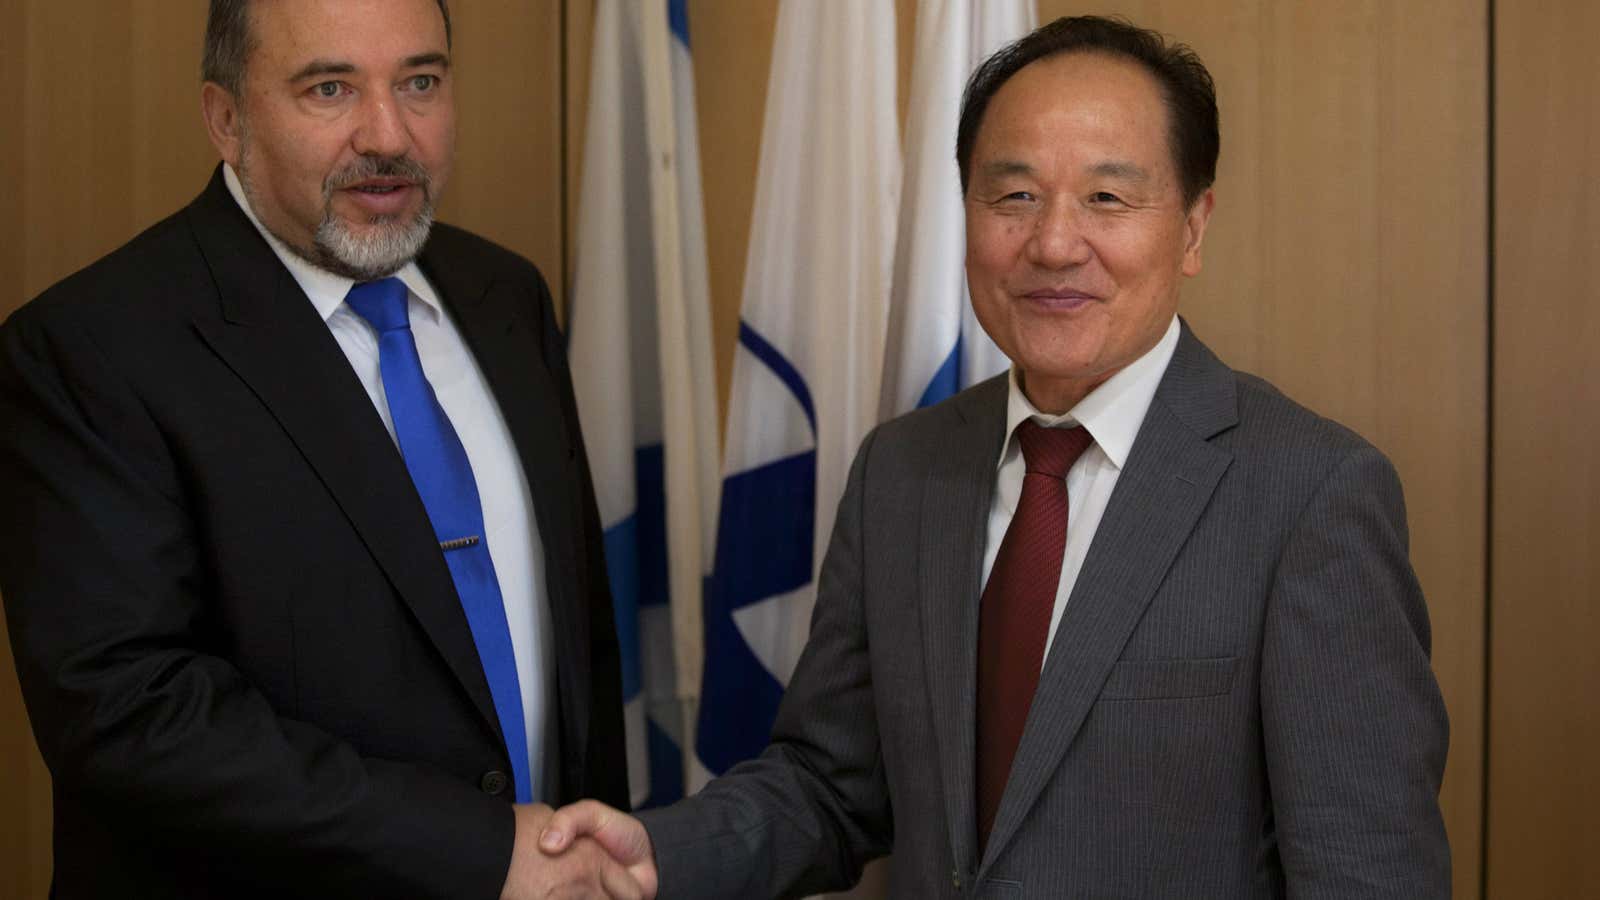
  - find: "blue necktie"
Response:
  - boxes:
[345,278,532,803]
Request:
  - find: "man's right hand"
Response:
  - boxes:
[537,800,659,899]
[500,803,647,899]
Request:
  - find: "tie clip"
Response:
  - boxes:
[439,535,481,552]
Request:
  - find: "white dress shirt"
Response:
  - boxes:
[224,166,554,800]
[982,315,1181,665]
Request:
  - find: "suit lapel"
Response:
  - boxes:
[918,376,1008,878]
[418,240,594,783]
[977,324,1239,876]
[185,169,504,743]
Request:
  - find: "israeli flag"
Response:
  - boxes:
[568,0,720,809]
[695,0,901,779]
[879,0,1036,418]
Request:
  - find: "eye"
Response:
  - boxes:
[999,191,1036,203]
[1089,191,1122,204]
[406,74,440,93]
[310,81,345,99]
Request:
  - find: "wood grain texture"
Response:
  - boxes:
[437,0,567,296]
[1490,1,1600,895]
[1037,4,1488,895]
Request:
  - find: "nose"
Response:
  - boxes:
[1026,200,1093,269]
[351,91,413,160]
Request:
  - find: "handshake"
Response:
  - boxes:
[499,801,659,900]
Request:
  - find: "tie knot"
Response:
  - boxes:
[345,277,411,333]
[1015,419,1093,479]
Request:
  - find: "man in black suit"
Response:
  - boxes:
[0,1,639,897]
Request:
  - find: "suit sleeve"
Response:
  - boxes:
[637,428,892,900]
[1260,445,1452,898]
[0,305,515,899]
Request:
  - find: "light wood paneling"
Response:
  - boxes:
[1036,5,1489,895]
[0,5,25,895]
[438,0,567,295]
[1490,1,1600,895]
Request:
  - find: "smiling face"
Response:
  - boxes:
[201,0,455,279]
[964,51,1214,414]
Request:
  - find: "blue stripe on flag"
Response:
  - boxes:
[698,449,817,774]
[917,336,962,409]
[738,322,818,431]
[602,517,643,700]
[667,0,690,47]
[601,443,670,701]
[643,715,686,807]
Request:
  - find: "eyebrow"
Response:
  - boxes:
[287,53,450,83]
[288,59,356,82]
[404,52,451,70]
[976,160,1036,180]
[1088,161,1151,182]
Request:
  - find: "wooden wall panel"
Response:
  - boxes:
[0,4,27,893]
[1490,1,1600,895]
[1044,3,1492,894]
[437,0,567,296]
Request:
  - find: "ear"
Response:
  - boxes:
[1180,188,1216,278]
[201,82,245,168]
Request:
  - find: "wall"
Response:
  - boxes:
[1489,0,1599,894]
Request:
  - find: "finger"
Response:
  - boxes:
[538,799,609,854]
[597,857,644,900]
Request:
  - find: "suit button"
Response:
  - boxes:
[951,867,962,890]
[480,770,510,796]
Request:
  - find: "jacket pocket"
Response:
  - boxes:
[1098,655,1238,700]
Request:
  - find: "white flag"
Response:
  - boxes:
[696,0,900,780]
[879,0,1036,418]
[568,0,719,809]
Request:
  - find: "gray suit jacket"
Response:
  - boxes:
[641,323,1449,899]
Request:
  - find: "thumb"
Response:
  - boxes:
[538,800,652,865]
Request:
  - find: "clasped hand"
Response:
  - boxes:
[499,801,658,900]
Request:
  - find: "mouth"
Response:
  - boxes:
[1019,287,1101,311]
[337,178,421,217]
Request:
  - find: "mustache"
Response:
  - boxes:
[323,155,433,195]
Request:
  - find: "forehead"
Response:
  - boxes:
[249,0,448,70]
[975,51,1173,168]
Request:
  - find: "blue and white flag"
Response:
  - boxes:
[568,0,719,809]
[879,0,1036,418]
[696,0,901,780]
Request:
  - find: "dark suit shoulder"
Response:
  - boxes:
[423,222,551,289]
[9,205,212,338]
[1225,367,1383,462]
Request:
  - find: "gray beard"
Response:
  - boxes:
[237,146,436,282]
[310,201,434,281]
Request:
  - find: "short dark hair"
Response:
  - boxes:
[956,15,1219,207]
[203,0,453,97]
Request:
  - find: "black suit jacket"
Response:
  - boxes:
[0,168,628,899]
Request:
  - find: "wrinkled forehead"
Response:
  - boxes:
[976,52,1177,175]
[247,0,450,77]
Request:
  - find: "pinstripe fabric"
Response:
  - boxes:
[640,322,1449,899]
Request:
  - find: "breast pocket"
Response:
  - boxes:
[1098,656,1239,700]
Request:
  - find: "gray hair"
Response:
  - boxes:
[202,0,453,96]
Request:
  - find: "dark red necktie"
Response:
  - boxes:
[976,419,1094,853]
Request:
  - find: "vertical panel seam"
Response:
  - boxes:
[1480,1,1496,897]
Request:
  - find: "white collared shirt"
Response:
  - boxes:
[224,165,554,800]
[982,315,1181,665]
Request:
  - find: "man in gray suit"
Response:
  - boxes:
[540,15,1450,899]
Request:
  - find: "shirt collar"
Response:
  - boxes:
[222,163,443,325]
[999,315,1181,471]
